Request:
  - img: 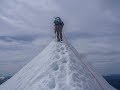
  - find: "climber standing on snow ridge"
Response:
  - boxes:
[54,17,64,42]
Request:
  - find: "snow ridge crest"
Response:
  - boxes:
[0,40,116,90]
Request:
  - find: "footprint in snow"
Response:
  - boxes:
[50,62,59,71]
[56,49,60,52]
[47,78,56,89]
[60,47,65,50]
[61,52,65,55]
[61,59,67,63]
[55,54,60,59]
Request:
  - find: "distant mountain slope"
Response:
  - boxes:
[0,76,11,85]
[104,75,120,90]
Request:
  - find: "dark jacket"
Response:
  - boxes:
[54,20,64,26]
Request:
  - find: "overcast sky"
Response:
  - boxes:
[0,0,120,76]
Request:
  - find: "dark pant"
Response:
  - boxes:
[55,29,63,42]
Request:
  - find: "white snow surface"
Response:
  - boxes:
[0,40,116,90]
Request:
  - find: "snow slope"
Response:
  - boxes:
[0,40,116,90]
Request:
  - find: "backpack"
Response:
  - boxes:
[54,17,62,25]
